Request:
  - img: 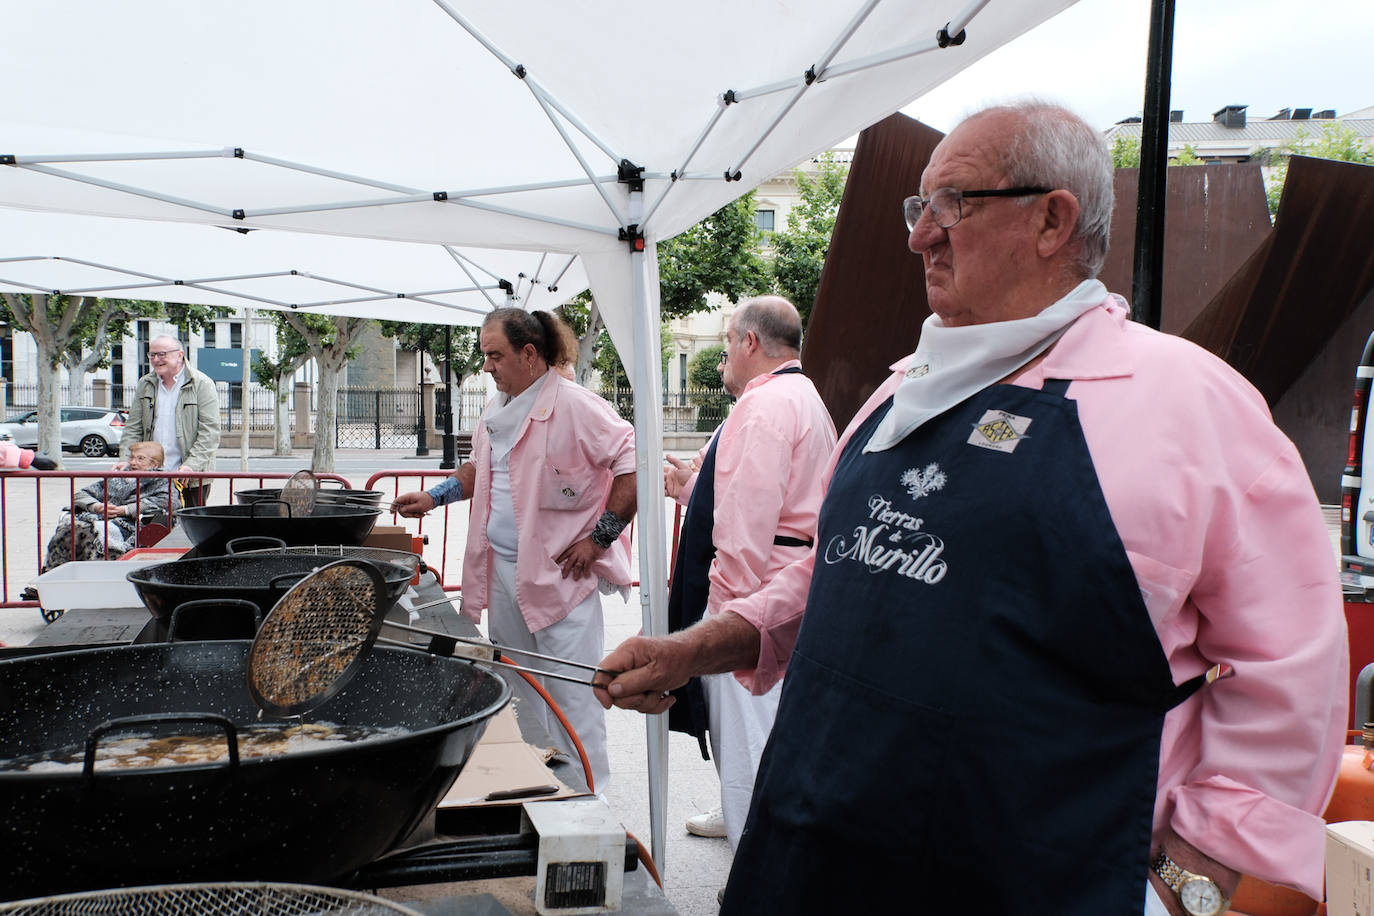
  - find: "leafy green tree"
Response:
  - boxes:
[163,303,232,341]
[253,312,314,455]
[658,192,769,317]
[593,325,673,390]
[1110,134,1142,168]
[1266,122,1374,215]
[378,320,485,433]
[769,153,849,326]
[276,312,374,472]
[56,298,161,406]
[689,345,724,389]
[0,293,111,461]
[1172,144,1204,166]
[557,194,768,386]
[687,345,729,431]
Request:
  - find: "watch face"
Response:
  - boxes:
[1179,876,1224,916]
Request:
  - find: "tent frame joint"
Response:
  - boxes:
[0,155,15,166]
[937,24,967,47]
[618,224,646,253]
[617,159,645,192]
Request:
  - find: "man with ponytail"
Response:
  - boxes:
[395,308,635,791]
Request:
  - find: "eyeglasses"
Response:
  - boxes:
[902,186,1053,231]
[148,349,182,360]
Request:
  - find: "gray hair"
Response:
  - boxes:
[975,100,1114,279]
[731,296,802,356]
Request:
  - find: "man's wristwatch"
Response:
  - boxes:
[1150,850,1228,916]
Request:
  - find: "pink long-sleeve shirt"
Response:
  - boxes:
[676,361,837,615]
[722,298,1348,897]
[461,371,636,632]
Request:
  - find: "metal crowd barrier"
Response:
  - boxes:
[1,468,672,616]
[0,470,350,609]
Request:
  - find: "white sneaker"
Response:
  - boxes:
[686,806,726,838]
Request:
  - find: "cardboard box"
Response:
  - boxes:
[439,703,584,808]
[1327,821,1374,916]
[363,525,413,553]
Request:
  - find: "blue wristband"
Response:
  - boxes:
[426,477,464,507]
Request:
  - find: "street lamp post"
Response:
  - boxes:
[415,345,430,457]
[441,325,456,470]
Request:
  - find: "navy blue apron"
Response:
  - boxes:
[721,380,1201,914]
[667,367,808,759]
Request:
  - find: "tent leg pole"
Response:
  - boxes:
[625,189,670,879]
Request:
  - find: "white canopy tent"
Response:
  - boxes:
[0,208,584,324]
[0,0,1081,868]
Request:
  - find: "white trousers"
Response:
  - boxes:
[1143,882,1167,916]
[702,669,782,851]
[486,554,610,793]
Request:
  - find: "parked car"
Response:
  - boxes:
[0,407,127,457]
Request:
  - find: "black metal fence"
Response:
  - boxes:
[599,387,731,433]
[4,380,730,443]
[3,381,275,431]
[336,387,423,449]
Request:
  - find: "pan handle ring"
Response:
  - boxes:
[83,712,241,778]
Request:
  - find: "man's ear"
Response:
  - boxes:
[1036,189,1081,259]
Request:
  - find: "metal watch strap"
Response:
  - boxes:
[1150,850,1228,916]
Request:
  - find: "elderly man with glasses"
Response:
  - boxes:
[596,101,1346,916]
[118,335,221,507]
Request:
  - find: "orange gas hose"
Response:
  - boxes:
[625,830,663,888]
[504,654,596,795]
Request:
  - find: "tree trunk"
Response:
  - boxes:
[312,359,341,473]
[273,372,292,456]
[239,307,253,470]
[61,356,88,406]
[36,345,62,464]
[576,304,603,387]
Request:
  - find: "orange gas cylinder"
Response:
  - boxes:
[1324,739,1374,823]
[1226,876,1317,916]
[1225,732,1374,916]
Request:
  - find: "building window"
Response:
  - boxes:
[680,353,688,391]
[137,321,151,376]
[230,321,242,349]
[755,209,776,234]
[203,324,216,348]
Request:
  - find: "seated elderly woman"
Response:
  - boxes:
[41,440,181,571]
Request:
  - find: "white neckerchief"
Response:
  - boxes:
[864,279,1106,453]
[484,371,548,461]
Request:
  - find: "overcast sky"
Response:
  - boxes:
[903,0,1374,133]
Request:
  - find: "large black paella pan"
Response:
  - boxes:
[0,641,510,900]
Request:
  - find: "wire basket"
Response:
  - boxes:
[0,883,426,916]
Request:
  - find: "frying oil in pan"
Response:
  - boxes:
[0,722,410,773]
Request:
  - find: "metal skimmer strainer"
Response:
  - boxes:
[279,468,320,517]
[0,882,425,916]
[248,560,613,718]
[247,560,390,717]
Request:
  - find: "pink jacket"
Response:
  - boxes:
[462,371,636,632]
[723,298,1348,898]
[676,361,837,615]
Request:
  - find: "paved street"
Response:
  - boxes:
[0,447,732,915]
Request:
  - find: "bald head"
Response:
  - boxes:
[731,296,802,357]
[720,296,803,396]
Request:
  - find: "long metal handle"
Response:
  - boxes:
[382,619,612,676]
[376,634,606,687]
